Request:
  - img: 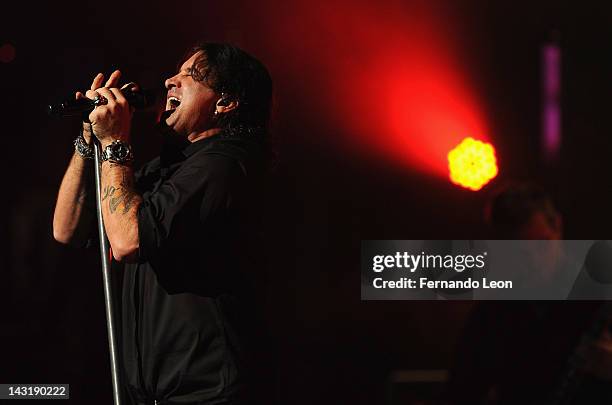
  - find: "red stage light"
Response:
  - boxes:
[253,1,490,178]
[448,137,498,191]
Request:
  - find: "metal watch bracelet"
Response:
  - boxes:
[74,130,94,159]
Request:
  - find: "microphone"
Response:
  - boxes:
[48,88,157,118]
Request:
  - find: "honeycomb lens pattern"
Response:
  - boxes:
[448,137,498,191]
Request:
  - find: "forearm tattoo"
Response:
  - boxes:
[102,166,140,215]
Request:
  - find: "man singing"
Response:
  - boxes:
[53,42,273,405]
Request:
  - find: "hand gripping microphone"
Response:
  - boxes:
[48,88,157,118]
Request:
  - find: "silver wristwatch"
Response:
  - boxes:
[101,140,134,164]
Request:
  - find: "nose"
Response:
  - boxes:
[165,73,179,90]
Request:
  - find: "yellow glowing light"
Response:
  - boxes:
[448,137,498,191]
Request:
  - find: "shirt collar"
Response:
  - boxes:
[159,133,219,163]
[181,134,222,158]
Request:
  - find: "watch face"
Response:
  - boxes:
[111,143,129,160]
[107,141,132,162]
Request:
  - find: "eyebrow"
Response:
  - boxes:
[178,66,191,74]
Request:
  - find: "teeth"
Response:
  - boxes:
[168,97,181,108]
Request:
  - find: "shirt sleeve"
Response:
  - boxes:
[134,157,161,193]
[136,153,245,262]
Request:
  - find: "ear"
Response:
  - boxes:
[215,96,239,114]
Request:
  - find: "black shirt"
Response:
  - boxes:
[119,134,266,404]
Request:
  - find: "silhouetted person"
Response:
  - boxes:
[446,182,610,404]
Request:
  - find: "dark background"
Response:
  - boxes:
[2,0,612,403]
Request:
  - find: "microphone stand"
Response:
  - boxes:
[92,136,123,405]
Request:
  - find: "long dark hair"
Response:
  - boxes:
[182,42,273,140]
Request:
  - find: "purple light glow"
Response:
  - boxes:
[542,43,561,162]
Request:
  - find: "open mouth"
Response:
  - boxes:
[167,96,181,110]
